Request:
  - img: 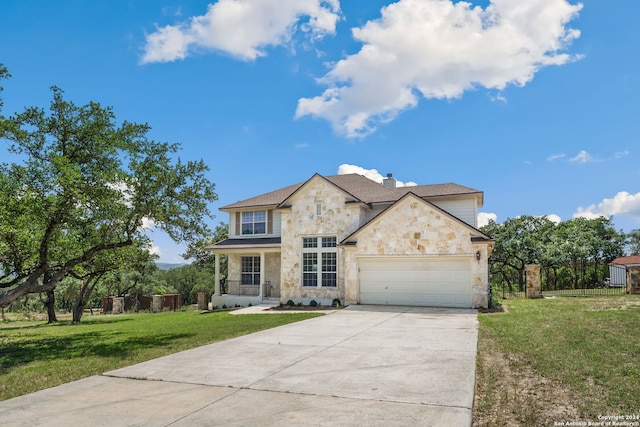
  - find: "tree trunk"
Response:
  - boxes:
[45,290,57,323]
[72,303,84,324]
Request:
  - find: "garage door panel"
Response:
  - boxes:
[358,257,472,308]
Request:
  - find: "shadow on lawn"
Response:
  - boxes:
[0,316,135,331]
[0,330,195,374]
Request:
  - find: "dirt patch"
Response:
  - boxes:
[584,296,640,311]
[473,336,580,427]
[478,303,507,314]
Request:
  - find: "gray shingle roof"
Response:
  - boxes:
[220,173,482,210]
[209,237,281,250]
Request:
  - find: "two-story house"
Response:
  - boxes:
[208,173,493,308]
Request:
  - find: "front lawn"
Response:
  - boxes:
[474,296,640,426]
[0,310,321,401]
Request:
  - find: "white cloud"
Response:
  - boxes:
[148,243,162,257]
[547,153,566,162]
[140,217,155,230]
[296,0,582,138]
[477,212,497,228]
[545,214,562,224]
[614,150,630,159]
[574,191,640,222]
[570,150,594,163]
[337,163,416,187]
[141,0,341,63]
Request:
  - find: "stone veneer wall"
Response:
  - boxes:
[342,196,490,308]
[280,177,364,304]
[226,252,281,296]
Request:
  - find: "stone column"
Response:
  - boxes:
[152,295,163,313]
[112,297,125,314]
[525,264,542,298]
[197,292,209,310]
[627,266,640,294]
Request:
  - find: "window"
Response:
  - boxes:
[302,236,337,287]
[322,253,337,287]
[241,210,266,235]
[303,253,317,287]
[241,256,260,285]
[303,237,317,248]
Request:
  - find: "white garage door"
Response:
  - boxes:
[358,257,472,308]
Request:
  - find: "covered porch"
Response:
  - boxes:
[208,238,281,308]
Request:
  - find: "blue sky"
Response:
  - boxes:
[1,0,639,263]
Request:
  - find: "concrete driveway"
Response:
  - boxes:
[0,305,478,426]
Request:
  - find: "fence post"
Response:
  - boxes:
[525,264,542,298]
[197,292,209,310]
[112,297,125,314]
[152,295,163,313]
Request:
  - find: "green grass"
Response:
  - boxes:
[0,310,322,401]
[475,296,640,424]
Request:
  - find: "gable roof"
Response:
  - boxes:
[276,173,368,208]
[610,256,640,266]
[220,173,483,210]
[340,192,493,245]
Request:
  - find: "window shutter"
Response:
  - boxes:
[267,210,273,235]
[235,212,240,236]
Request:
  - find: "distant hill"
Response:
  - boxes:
[156,262,188,271]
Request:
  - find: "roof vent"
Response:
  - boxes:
[382,173,397,188]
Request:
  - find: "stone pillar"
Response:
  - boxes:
[214,253,221,295]
[627,266,640,294]
[112,297,125,314]
[152,295,163,313]
[525,264,542,298]
[197,292,209,310]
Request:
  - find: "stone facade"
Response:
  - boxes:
[226,252,280,296]
[280,177,364,305]
[342,195,489,308]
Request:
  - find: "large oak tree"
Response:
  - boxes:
[0,77,217,322]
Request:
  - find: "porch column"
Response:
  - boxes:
[214,253,221,296]
[259,252,265,299]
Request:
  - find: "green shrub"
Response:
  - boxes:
[286,299,295,307]
[332,298,341,308]
[309,300,318,307]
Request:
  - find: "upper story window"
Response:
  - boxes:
[241,210,266,235]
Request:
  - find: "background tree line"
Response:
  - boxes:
[2,222,228,321]
[481,215,639,293]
